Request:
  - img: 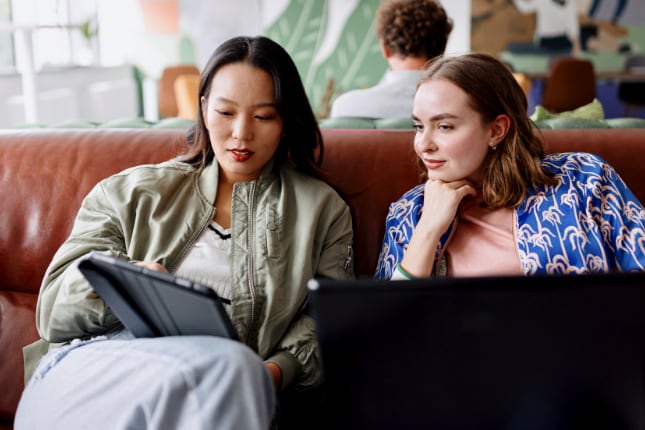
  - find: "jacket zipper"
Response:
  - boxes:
[245,181,257,343]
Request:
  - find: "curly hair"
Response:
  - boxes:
[375,0,453,60]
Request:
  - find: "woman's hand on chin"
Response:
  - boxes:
[419,178,477,234]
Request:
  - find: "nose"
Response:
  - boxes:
[232,115,253,142]
[415,131,437,153]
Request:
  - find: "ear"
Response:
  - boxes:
[490,114,510,145]
[379,39,391,59]
[200,96,207,124]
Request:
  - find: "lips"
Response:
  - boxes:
[423,158,445,170]
[229,149,253,162]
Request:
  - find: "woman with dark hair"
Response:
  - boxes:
[375,53,645,279]
[183,35,323,176]
[16,36,354,429]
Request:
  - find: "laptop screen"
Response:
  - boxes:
[308,272,645,430]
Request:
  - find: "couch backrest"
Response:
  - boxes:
[2,127,645,291]
[0,129,187,295]
[2,127,645,422]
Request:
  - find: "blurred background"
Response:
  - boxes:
[0,0,642,128]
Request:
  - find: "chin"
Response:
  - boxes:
[426,173,457,182]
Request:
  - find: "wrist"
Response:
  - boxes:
[265,361,282,391]
[396,263,416,280]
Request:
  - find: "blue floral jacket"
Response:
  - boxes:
[375,152,645,278]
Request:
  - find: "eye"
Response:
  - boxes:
[413,123,424,132]
[437,123,453,131]
[255,114,277,121]
[215,109,232,116]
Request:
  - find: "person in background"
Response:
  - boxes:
[329,0,453,119]
[375,52,645,280]
[15,35,354,430]
[588,0,628,26]
[512,0,582,56]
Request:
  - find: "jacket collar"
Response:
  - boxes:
[197,157,278,203]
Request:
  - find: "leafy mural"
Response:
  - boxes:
[263,0,386,118]
[264,0,325,97]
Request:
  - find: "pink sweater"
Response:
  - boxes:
[445,198,523,277]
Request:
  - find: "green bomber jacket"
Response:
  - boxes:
[25,157,354,388]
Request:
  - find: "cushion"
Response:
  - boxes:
[533,117,612,129]
[374,117,414,130]
[318,117,376,129]
[530,98,605,122]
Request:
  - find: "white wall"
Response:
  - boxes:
[441,0,471,55]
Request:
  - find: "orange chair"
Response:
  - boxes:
[512,72,532,97]
[174,74,200,120]
[541,57,596,113]
[158,64,200,118]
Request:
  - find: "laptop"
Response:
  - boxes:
[307,273,645,430]
[78,252,239,340]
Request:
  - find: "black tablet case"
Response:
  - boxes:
[78,252,238,340]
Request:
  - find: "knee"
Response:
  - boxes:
[191,337,268,383]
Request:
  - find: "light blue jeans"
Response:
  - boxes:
[15,330,276,429]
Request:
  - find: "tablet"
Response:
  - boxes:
[78,252,239,340]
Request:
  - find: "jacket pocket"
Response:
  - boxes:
[265,206,281,259]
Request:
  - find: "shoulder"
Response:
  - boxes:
[112,159,193,178]
[98,159,196,194]
[538,152,629,199]
[542,152,613,177]
[329,87,380,118]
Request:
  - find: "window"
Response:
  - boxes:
[0,0,14,71]
[7,0,99,70]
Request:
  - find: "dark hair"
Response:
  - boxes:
[375,0,453,60]
[417,53,557,208]
[179,36,323,177]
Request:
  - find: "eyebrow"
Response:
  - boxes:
[214,96,277,108]
[412,113,459,122]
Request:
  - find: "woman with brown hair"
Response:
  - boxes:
[376,53,645,279]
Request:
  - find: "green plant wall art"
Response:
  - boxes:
[263,0,387,118]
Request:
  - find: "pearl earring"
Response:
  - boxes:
[490,140,497,150]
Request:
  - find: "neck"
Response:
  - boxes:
[387,55,429,71]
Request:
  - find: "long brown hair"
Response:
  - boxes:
[417,53,557,208]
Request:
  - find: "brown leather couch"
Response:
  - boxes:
[2,127,645,428]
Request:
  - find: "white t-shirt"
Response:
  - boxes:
[329,70,423,119]
[175,221,232,302]
[512,0,579,40]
